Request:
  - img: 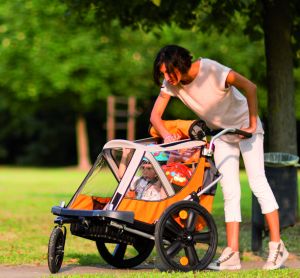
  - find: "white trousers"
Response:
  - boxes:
[214,133,279,222]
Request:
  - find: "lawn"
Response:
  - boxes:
[0,166,299,275]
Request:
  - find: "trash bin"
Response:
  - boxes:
[251,152,299,252]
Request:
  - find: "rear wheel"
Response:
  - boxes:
[155,201,218,271]
[48,226,66,273]
[96,236,154,268]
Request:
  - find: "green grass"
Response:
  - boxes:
[0,166,101,265]
[46,269,300,278]
[0,167,299,276]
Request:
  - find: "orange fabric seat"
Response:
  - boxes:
[149,119,195,139]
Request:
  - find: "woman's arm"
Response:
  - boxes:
[150,91,180,143]
[226,70,258,133]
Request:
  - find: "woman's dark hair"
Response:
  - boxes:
[153,45,193,86]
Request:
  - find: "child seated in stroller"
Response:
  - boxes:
[119,144,198,200]
[119,148,167,201]
[128,158,167,200]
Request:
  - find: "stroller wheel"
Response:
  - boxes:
[48,226,66,273]
[96,236,154,268]
[155,200,218,271]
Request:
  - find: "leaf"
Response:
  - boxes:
[151,0,161,7]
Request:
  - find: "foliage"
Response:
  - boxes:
[63,0,300,61]
[0,0,273,165]
[0,0,299,165]
[0,0,158,164]
[63,0,300,156]
[0,1,152,107]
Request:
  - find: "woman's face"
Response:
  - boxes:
[160,63,182,86]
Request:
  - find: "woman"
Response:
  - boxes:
[150,45,288,270]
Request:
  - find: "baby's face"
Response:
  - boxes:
[141,164,157,180]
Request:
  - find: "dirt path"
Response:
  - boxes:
[0,260,299,278]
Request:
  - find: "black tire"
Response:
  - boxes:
[48,227,66,273]
[96,236,154,268]
[155,200,218,271]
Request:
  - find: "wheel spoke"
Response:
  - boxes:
[133,240,146,254]
[96,238,154,268]
[113,243,127,260]
[165,217,184,235]
[166,240,183,258]
[154,201,218,271]
[185,245,199,266]
[186,210,197,232]
[193,231,211,244]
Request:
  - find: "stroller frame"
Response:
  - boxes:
[48,127,250,273]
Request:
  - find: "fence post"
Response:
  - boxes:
[106,96,136,141]
[107,96,116,141]
[127,96,136,141]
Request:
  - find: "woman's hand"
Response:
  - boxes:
[163,133,181,143]
[241,126,256,133]
[239,125,256,139]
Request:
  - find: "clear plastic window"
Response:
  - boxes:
[160,147,201,193]
[80,157,119,198]
[125,146,201,200]
[112,148,135,179]
[69,156,120,210]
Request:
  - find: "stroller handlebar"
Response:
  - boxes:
[226,128,252,138]
[207,128,252,155]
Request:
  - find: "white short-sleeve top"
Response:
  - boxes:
[161,58,264,140]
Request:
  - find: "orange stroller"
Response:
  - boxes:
[47,119,251,272]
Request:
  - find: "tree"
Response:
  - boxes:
[64,0,300,155]
[262,0,297,153]
[0,0,161,166]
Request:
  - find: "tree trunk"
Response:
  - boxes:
[76,114,91,170]
[262,0,297,154]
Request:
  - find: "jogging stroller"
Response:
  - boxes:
[47,119,251,273]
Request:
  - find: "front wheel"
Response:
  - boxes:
[155,201,218,271]
[48,226,66,273]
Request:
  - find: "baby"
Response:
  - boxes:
[129,160,166,200]
[119,148,166,200]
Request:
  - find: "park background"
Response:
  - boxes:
[0,0,300,276]
[0,0,300,167]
